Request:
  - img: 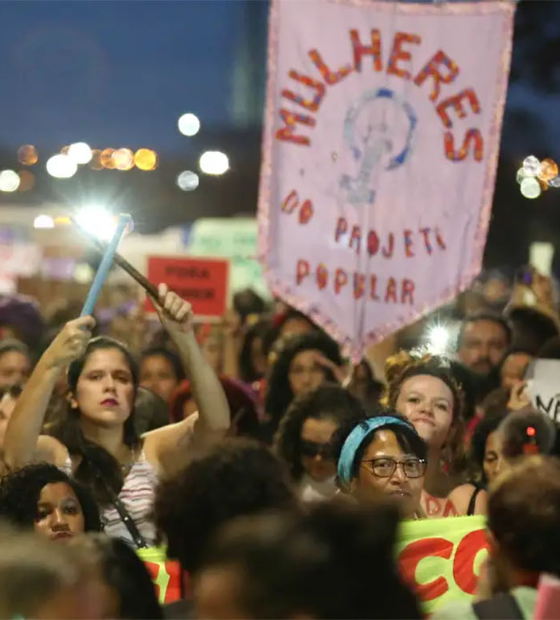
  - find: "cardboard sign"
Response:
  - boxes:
[525,359,560,421]
[146,256,229,318]
[138,546,182,604]
[258,0,515,360]
[397,516,489,615]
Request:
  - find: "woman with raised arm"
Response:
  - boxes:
[4,284,230,548]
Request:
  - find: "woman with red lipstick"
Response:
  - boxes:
[4,284,230,547]
[383,351,487,517]
[0,462,101,541]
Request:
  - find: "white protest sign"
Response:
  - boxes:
[525,359,560,422]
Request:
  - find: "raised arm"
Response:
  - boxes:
[3,316,95,469]
[155,284,230,434]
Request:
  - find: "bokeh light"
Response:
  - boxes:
[101,148,116,169]
[522,155,540,177]
[46,154,77,179]
[17,170,35,192]
[89,149,103,170]
[54,216,72,226]
[516,167,528,184]
[199,150,229,175]
[549,176,560,188]
[17,145,38,166]
[178,113,201,137]
[68,142,93,165]
[425,323,452,355]
[134,149,158,171]
[520,177,541,199]
[177,170,199,191]
[112,148,135,171]
[538,158,559,182]
[0,170,20,192]
[33,215,55,229]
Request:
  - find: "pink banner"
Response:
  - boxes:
[258,0,515,360]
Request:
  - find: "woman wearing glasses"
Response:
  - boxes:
[274,385,365,502]
[335,414,428,520]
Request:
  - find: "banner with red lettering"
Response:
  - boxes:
[397,516,489,615]
[259,0,515,359]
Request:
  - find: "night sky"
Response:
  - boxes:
[0,1,243,154]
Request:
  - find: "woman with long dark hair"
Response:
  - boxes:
[4,284,229,547]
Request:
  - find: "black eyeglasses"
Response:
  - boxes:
[361,457,426,479]
[300,440,337,460]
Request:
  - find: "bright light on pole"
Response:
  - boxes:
[425,323,452,356]
[75,205,117,241]
[178,113,200,137]
[46,154,78,179]
[199,150,229,175]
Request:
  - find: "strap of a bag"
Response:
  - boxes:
[93,467,149,549]
[473,592,525,619]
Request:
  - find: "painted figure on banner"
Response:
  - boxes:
[341,88,416,205]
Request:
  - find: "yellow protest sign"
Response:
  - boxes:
[137,546,182,605]
[397,516,489,615]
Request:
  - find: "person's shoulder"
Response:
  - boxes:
[448,483,487,515]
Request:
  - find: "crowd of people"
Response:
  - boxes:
[0,267,558,618]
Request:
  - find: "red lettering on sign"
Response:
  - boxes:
[382,233,394,258]
[317,263,328,289]
[437,88,481,129]
[413,50,460,102]
[453,530,490,595]
[444,129,484,162]
[281,70,326,112]
[399,537,454,600]
[370,275,380,301]
[404,229,414,257]
[335,217,348,242]
[276,109,315,146]
[350,29,382,72]
[401,279,415,305]
[420,227,433,254]
[388,32,421,80]
[308,49,353,85]
[299,200,314,224]
[335,268,348,294]
[281,190,299,213]
[385,277,398,303]
[350,225,361,253]
[367,230,379,256]
[354,273,365,299]
[296,259,310,284]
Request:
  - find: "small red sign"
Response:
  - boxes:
[146,256,229,318]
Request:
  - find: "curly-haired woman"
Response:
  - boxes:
[0,462,101,541]
[383,351,486,517]
[274,385,365,502]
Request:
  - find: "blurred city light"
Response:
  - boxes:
[54,216,72,226]
[199,150,229,175]
[46,154,78,179]
[68,142,93,165]
[33,214,55,229]
[101,148,116,169]
[0,170,21,192]
[75,206,118,241]
[538,158,559,182]
[520,177,541,199]
[89,149,103,170]
[522,155,540,177]
[178,113,201,137]
[113,148,135,171]
[17,145,38,166]
[549,176,560,188]
[177,170,199,191]
[134,149,158,171]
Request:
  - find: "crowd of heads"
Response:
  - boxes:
[0,272,559,618]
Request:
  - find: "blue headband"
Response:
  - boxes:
[337,416,415,487]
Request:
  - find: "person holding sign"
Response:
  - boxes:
[383,352,487,517]
[3,284,230,548]
[433,456,560,619]
[335,414,427,520]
